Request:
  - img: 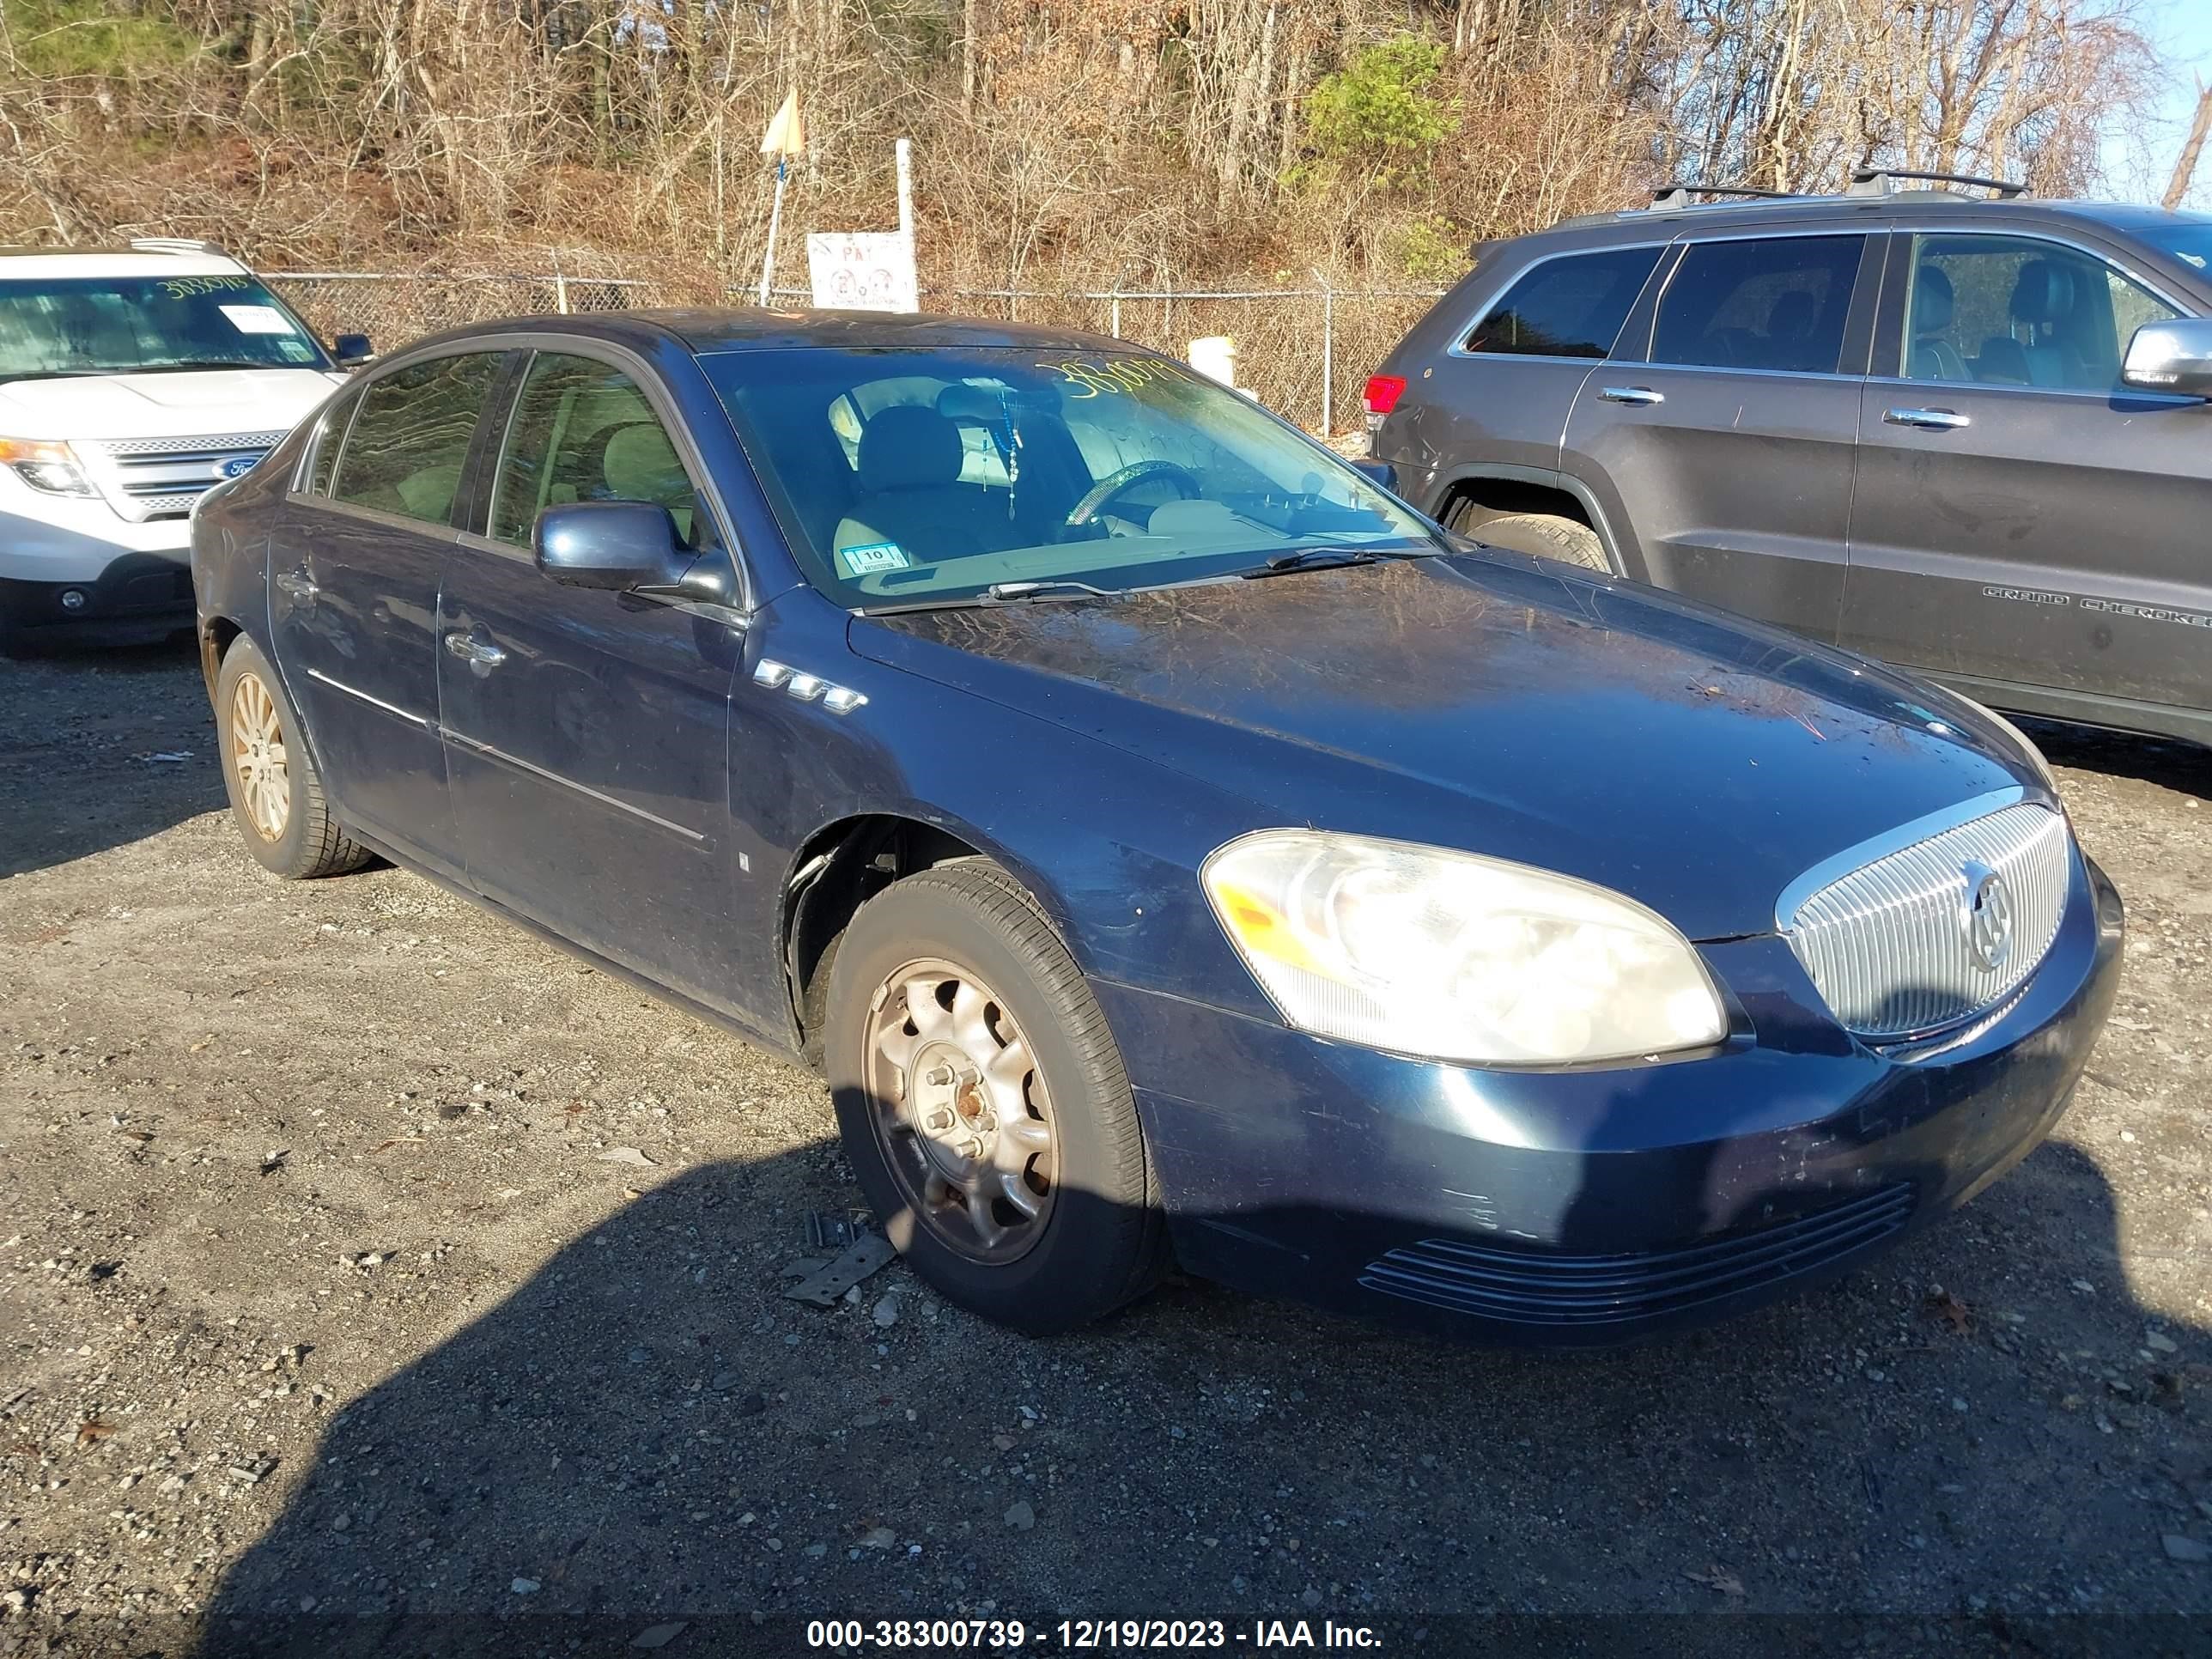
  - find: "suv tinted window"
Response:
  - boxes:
[331,352,500,526]
[1650,236,1865,373]
[489,353,702,548]
[1897,233,2179,390]
[1463,247,1662,359]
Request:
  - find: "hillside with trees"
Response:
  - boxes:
[0,0,2169,293]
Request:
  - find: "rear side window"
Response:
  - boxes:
[488,353,702,548]
[1462,247,1662,359]
[1650,236,1866,374]
[330,352,501,527]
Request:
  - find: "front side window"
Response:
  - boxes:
[0,275,332,382]
[1462,246,1662,359]
[304,392,357,495]
[1897,234,2180,389]
[329,352,501,527]
[704,347,1436,609]
[1650,236,1866,374]
[489,353,702,548]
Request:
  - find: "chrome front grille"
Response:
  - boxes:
[76,429,289,522]
[1784,801,2071,1041]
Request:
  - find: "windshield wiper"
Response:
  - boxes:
[982,579,1117,601]
[137,360,284,374]
[0,369,112,385]
[1244,548,1385,578]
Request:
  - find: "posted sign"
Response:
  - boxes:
[806,232,919,313]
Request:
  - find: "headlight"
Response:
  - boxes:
[1202,830,1727,1066]
[0,436,95,497]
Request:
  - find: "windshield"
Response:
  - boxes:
[2134,222,2212,281]
[0,274,332,382]
[702,345,1437,607]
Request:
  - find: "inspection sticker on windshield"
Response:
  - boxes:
[218,304,297,335]
[836,540,912,577]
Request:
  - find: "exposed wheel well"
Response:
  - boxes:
[199,616,243,698]
[1438,477,1594,532]
[781,814,988,1067]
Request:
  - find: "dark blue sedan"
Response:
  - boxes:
[190,311,2123,1343]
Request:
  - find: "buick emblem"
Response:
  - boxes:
[1960,860,2014,972]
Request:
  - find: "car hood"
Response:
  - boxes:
[849,554,2044,942]
[0,368,341,441]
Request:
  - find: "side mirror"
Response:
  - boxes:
[331,332,375,370]
[1350,458,1399,493]
[534,501,694,592]
[2122,318,2212,398]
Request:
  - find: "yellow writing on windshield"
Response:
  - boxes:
[1038,357,1194,399]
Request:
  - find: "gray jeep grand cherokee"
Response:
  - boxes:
[1366,168,2212,749]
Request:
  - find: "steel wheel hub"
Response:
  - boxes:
[228,671,290,842]
[866,959,1057,1263]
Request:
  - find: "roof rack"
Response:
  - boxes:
[127,236,230,258]
[1648,183,1804,211]
[1846,167,2026,199]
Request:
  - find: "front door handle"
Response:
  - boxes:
[1883,406,1972,430]
[1599,385,1665,406]
[275,568,319,602]
[443,630,507,669]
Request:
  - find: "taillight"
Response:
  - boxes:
[1362,374,1408,415]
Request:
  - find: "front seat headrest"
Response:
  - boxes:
[600,422,690,503]
[859,405,964,492]
[1911,266,1955,336]
[2009,260,2076,326]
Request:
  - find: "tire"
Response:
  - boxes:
[824,859,1166,1333]
[214,635,371,880]
[1448,502,1611,572]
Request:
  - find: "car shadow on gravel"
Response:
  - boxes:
[191,1133,2207,1657]
[2021,718,2211,802]
[0,630,227,878]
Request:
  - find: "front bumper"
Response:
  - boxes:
[1094,854,2124,1346]
[0,550,194,637]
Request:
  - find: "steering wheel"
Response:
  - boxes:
[1061,460,1202,535]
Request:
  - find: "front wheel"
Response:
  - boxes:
[215,636,371,879]
[824,860,1165,1333]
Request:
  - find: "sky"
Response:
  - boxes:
[2115,0,2212,206]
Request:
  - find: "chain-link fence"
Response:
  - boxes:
[264,271,1447,437]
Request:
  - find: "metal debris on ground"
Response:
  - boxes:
[782,1230,896,1307]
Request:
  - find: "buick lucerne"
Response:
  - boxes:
[190,311,2123,1343]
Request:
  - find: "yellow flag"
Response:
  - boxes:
[760,88,805,157]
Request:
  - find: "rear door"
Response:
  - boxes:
[1407,242,1668,512]
[1561,231,1877,643]
[270,349,504,871]
[437,343,750,1011]
[1842,228,2212,716]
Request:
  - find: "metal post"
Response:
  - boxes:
[1110,293,1121,338]
[1319,277,1334,438]
[555,263,570,316]
[895,137,915,241]
[757,160,787,307]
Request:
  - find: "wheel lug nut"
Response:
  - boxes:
[923,1063,955,1087]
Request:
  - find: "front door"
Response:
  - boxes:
[1561,232,1875,644]
[437,347,748,1010]
[1842,229,2212,715]
[270,349,505,869]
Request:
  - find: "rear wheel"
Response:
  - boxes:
[215,636,371,879]
[824,860,1165,1333]
[1447,501,1610,572]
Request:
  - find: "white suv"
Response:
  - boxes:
[0,238,365,647]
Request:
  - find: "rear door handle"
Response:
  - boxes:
[275,568,319,602]
[443,630,507,669]
[1599,386,1665,406]
[1883,406,1972,430]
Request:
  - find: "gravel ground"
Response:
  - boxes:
[3,635,2210,1658]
